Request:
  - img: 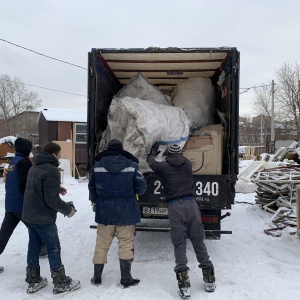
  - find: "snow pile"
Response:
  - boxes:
[0,136,17,145]
[3,152,15,158]
[235,180,256,193]
[236,160,256,193]
[58,158,78,184]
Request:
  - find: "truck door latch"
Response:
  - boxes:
[220,212,231,220]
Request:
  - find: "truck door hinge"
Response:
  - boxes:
[233,63,238,76]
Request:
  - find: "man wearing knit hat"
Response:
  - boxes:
[89,139,147,288]
[0,138,36,274]
[22,141,80,294]
[147,143,216,298]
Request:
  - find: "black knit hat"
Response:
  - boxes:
[168,144,181,154]
[107,139,123,151]
[14,138,32,157]
[43,142,61,155]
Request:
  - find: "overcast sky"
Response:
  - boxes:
[1,0,300,117]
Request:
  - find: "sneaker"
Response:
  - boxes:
[27,277,48,293]
[178,286,191,298]
[0,266,3,273]
[205,282,216,292]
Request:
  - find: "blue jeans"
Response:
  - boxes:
[27,223,62,271]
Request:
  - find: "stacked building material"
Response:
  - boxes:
[264,207,297,237]
[252,165,300,212]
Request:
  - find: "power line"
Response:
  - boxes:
[239,84,272,94]
[0,38,276,98]
[240,84,271,90]
[3,78,87,98]
[0,38,87,70]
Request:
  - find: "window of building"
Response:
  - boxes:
[75,123,87,144]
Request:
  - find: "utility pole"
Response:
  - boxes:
[271,80,275,141]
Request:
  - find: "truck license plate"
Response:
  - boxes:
[143,207,168,216]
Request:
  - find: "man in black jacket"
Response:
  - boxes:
[22,142,80,294]
[147,144,216,298]
[0,138,46,274]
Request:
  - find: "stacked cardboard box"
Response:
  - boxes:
[183,124,223,175]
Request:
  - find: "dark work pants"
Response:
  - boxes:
[168,199,210,272]
[0,211,46,256]
[0,211,27,255]
[27,223,62,271]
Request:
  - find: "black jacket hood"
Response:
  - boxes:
[95,149,139,163]
[166,153,185,167]
[33,151,59,167]
[101,155,134,174]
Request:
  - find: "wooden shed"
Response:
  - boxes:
[38,108,87,177]
[0,138,16,178]
[0,142,15,164]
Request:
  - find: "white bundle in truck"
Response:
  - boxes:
[116,72,171,105]
[99,97,191,173]
[171,77,215,130]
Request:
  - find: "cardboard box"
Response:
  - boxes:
[183,124,223,175]
[183,136,212,150]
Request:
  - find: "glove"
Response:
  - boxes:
[68,207,77,218]
[67,201,76,209]
[67,201,77,218]
[92,202,96,212]
[149,143,159,156]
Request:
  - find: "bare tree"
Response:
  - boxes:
[239,115,258,145]
[252,83,273,118]
[0,74,41,120]
[274,62,300,139]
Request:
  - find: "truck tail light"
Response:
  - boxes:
[201,216,219,223]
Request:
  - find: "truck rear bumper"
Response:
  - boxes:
[89,225,232,237]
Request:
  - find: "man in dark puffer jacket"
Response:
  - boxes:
[89,139,147,288]
[22,142,80,294]
[147,144,216,298]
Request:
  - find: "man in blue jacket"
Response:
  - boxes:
[0,138,48,274]
[88,139,147,288]
[0,138,33,273]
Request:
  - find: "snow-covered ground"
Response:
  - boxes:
[1,175,300,299]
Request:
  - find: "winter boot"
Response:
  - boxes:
[51,265,81,294]
[25,267,48,293]
[176,270,191,299]
[39,243,48,258]
[119,259,140,288]
[201,263,216,292]
[0,266,4,273]
[91,264,104,286]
